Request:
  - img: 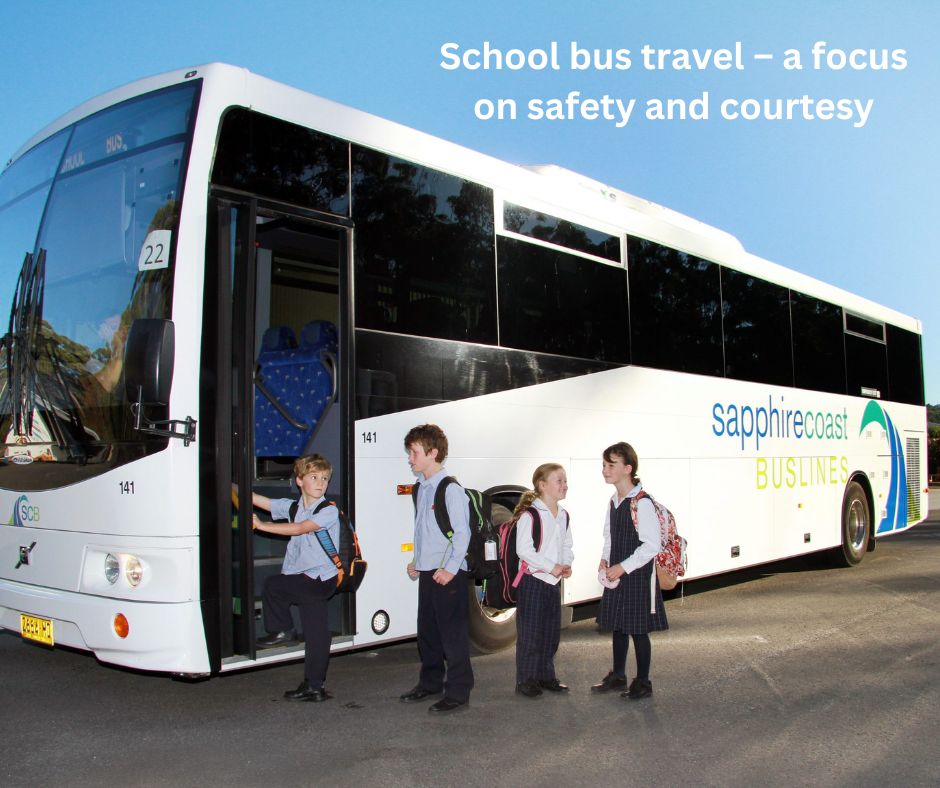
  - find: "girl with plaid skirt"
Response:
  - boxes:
[513,463,574,699]
[593,442,668,700]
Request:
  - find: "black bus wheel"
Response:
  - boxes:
[835,480,871,567]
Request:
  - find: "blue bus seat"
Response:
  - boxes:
[260,325,297,352]
[254,320,338,457]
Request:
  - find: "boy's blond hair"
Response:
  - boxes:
[293,453,332,479]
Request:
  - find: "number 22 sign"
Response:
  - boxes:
[137,229,172,271]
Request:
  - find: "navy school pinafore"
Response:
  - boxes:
[596,497,669,633]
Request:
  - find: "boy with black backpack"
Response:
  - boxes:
[251,453,339,703]
[398,424,474,713]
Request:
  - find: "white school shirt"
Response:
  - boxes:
[601,484,661,575]
[515,498,574,586]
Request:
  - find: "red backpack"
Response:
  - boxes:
[629,491,687,591]
[484,506,569,610]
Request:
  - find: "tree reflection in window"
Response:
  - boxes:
[627,236,723,377]
[504,203,620,262]
[352,148,496,344]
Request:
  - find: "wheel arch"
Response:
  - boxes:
[846,470,877,552]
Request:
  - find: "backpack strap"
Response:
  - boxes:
[528,505,543,550]
[310,500,343,576]
[628,490,649,530]
[289,499,344,580]
[432,476,456,541]
[512,505,544,587]
[627,491,666,610]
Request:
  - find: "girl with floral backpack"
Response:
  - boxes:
[592,442,668,700]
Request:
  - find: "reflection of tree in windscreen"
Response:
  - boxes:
[42,198,177,447]
[86,201,177,399]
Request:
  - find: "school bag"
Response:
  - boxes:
[628,490,687,591]
[484,505,569,610]
[289,499,367,594]
[410,477,499,581]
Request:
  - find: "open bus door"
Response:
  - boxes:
[203,194,354,671]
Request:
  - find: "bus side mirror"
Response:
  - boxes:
[125,318,175,405]
[125,318,196,446]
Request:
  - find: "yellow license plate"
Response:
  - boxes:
[20,614,54,646]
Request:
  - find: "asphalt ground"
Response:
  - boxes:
[2,489,938,787]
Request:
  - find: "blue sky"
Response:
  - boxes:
[2,0,937,403]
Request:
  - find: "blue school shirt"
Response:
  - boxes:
[413,468,470,575]
[270,495,341,580]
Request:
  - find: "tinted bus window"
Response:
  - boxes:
[497,236,628,361]
[627,236,723,377]
[791,292,846,395]
[886,324,924,405]
[720,269,793,386]
[352,148,496,344]
[212,109,350,216]
[845,312,884,341]
[846,333,888,399]
[503,203,620,262]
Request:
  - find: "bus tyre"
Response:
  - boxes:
[467,579,517,653]
[467,500,518,653]
[836,481,871,567]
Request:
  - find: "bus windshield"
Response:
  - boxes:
[0,82,199,485]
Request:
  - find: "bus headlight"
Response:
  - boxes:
[105,554,120,584]
[104,553,144,587]
[125,556,144,587]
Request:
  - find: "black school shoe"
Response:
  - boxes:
[428,697,468,713]
[257,630,299,648]
[399,685,443,703]
[515,681,543,698]
[622,678,653,700]
[284,680,332,702]
[538,679,569,693]
[591,672,627,693]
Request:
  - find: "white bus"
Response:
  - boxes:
[0,64,927,676]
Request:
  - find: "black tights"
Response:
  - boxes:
[612,631,651,680]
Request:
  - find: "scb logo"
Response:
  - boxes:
[12,495,40,527]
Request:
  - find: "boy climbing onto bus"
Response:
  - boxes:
[251,453,339,703]
[399,424,474,713]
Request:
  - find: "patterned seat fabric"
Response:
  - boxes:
[254,320,338,457]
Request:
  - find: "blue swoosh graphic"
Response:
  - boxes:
[859,401,907,533]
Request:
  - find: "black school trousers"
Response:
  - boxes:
[262,572,334,688]
[416,570,474,703]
